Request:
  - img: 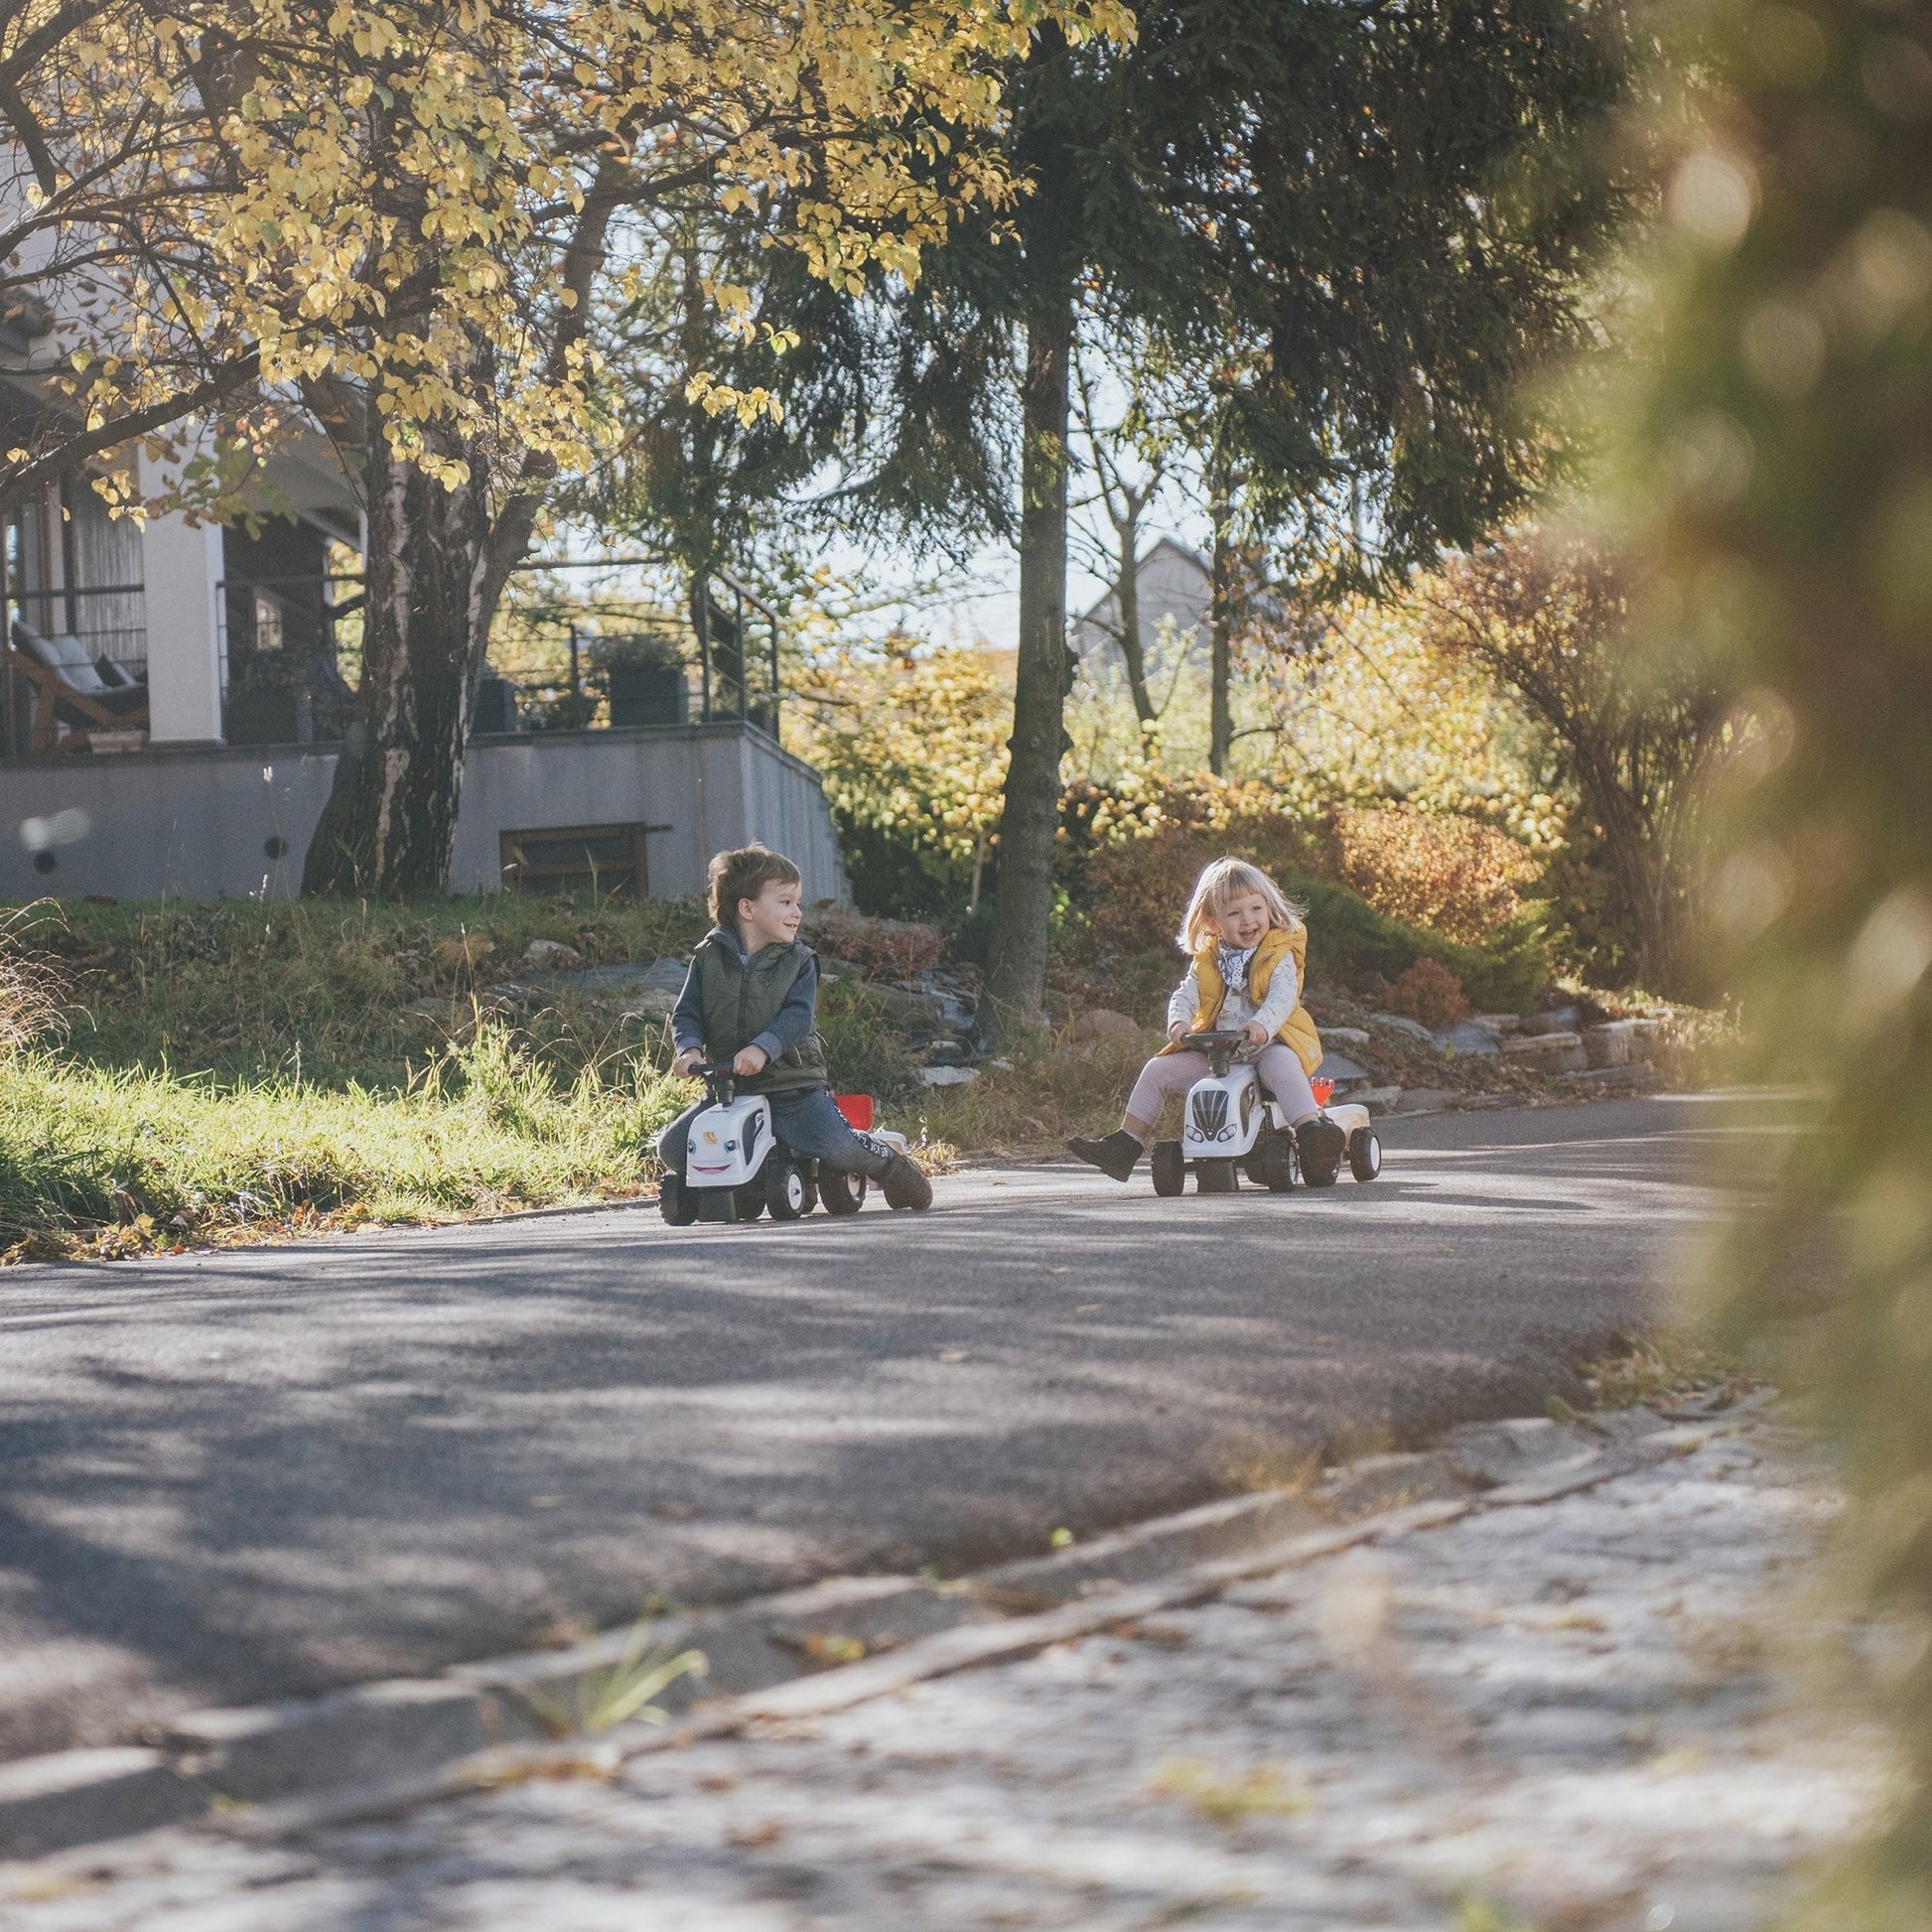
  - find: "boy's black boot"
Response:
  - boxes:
[881,1151,934,1211]
[1295,1113,1347,1187]
[1067,1129,1144,1182]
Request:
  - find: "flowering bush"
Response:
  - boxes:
[1330,804,1541,947]
[788,647,1011,902]
[1065,772,1318,956]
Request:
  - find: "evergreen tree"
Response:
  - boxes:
[794,1,1630,1035]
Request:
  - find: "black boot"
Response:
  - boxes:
[1067,1129,1144,1182]
[880,1151,933,1210]
[1295,1113,1346,1187]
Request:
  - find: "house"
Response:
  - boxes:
[1068,536,1211,683]
[0,442,848,907]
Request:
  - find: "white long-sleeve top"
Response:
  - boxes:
[1167,943,1298,1039]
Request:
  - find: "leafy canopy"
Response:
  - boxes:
[22,0,1131,519]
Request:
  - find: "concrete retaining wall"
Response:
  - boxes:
[0,723,848,905]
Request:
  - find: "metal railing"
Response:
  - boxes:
[499,559,782,737]
[216,572,363,746]
[694,571,782,735]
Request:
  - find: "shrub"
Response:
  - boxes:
[1065,775,1318,957]
[805,907,944,979]
[1383,957,1471,1029]
[1282,878,1550,1015]
[1330,805,1540,947]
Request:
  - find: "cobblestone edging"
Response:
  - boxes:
[3,1396,1888,1929]
[2,1405,1781,1869]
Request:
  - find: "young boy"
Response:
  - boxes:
[658,842,933,1210]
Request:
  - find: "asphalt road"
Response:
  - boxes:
[0,1094,1764,1765]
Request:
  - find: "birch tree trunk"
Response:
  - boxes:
[302,427,497,897]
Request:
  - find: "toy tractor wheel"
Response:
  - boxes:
[1348,1129,1383,1182]
[733,1183,765,1222]
[764,1160,808,1221]
[658,1172,699,1227]
[820,1169,867,1215]
[1196,1158,1239,1194]
[1150,1141,1185,1197]
[1249,1131,1297,1193]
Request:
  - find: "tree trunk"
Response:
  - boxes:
[1208,470,1235,776]
[1114,506,1156,729]
[298,158,616,899]
[301,430,492,897]
[984,290,1075,1040]
[1576,752,1686,997]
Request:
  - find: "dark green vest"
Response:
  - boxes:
[693,931,828,1093]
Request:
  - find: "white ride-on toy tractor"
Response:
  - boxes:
[1149,1030,1382,1196]
[658,1064,908,1225]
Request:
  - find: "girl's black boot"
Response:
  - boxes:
[1067,1129,1144,1182]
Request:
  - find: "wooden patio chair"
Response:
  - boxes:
[7,621,149,754]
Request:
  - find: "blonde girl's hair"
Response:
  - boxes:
[1177,857,1305,952]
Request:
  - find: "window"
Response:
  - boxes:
[253,589,285,651]
[499,822,648,899]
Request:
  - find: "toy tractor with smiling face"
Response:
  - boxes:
[1148,1031,1381,1197]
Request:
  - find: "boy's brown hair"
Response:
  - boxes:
[707,842,801,927]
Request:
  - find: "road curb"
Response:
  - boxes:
[0,1401,1736,1863]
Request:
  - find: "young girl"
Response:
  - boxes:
[1068,857,1347,1184]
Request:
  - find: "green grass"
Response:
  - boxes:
[0,1024,692,1259]
[0,893,953,1259]
[0,885,1660,1259]
[0,894,720,1256]
[915,1032,1164,1154]
[39,894,715,1091]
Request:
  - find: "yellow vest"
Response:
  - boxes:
[1163,924,1323,1076]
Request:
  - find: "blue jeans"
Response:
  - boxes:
[657,1084,897,1177]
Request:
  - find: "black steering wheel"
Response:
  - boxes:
[1176,1029,1257,1073]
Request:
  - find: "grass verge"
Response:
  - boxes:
[0,1023,690,1262]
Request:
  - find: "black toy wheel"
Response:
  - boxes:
[820,1169,867,1215]
[1150,1141,1185,1197]
[1249,1131,1298,1193]
[733,1183,765,1221]
[658,1172,698,1226]
[1348,1128,1383,1182]
[1196,1158,1239,1194]
[764,1161,808,1220]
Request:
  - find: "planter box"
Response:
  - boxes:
[608,665,687,729]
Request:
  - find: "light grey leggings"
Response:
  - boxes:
[1123,1045,1320,1136]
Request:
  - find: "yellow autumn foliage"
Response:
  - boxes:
[22,0,1133,517]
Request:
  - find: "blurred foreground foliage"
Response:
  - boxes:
[1622,0,1932,1917]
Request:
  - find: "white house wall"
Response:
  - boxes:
[0,723,849,906]
[138,512,226,743]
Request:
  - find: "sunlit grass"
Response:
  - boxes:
[0,1023,691,1260]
